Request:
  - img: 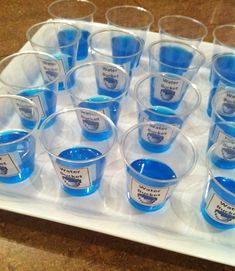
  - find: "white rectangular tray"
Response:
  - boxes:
[0,22,234,267]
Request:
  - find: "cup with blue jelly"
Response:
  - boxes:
[207,53,235,117]
[48,0,97,61]
[148,40,205,80]
[207,89,235,168]
[201,142,235,229]
[40,107,117,196]
[120,121,197,212]
[89,29,144,78]
[158,15,208,47]
[26,20,80,91]
[0,95,40,183]
[65,61,129,129]
[0,51,61,128]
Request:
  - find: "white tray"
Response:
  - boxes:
[0,22,235,267]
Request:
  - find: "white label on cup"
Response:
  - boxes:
[141,123,174,145]
[54,163,91,189]
[78,109,107,132]
[206,192,235,225]
[130,178,169,206]
[28,95,45,118]
[14,99,34,120]
[39,57,62,82]
[154,75,184,103]
[221,92,235,116]
[95,64,124,91]
[0,154,19,177]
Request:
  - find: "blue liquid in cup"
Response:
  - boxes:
[201,176,235,229]
[19,88,57,128]
[159,45,193,76]
[207,55,235,117]
[139,106,182,152]
[0,130,36,183]
[127,158,177,212]
[77,30,90,61]
[57,146,105,196]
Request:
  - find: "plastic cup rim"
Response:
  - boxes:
[120,121,197,183]
[65,61,130,102]
[26,20,81,50]
[158,15,208,41]
[0,51,61,90]
[213,24,235,48]
[105,5,154,30]
[48,0,97,20]
[0,95,40,146]
[148,39,206,71]
[40,107,117,164]
[134,72,201,118]
[89,28,144,59]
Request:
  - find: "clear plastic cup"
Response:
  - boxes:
[65,61,129,128]
[0,95,40,183]
[158,15,208,47]
[207,53,235,117]
[201,142,235,229]
[48,0,97,61]
[207,89,235,169]
[120,121,197,212]
[40,107,117,196]
[26,20,80,90]
[148,40,205,80]
[134,73,200,151]
[89,29,144,78]
[0,51,60,127]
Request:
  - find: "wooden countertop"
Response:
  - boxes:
[0,0,235,270]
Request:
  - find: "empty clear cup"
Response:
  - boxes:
[26,20,80,90]
[40,107,117,196]
[48,0,97,61]
[158,15,208,47]
[65,61,129,130]
[0,95,40,183]
[0,51,60,127]
[148,40,205,80]
[120,121,197,212]
[201,142,235,229]
[89,29,144,77]
[207,53,235,117]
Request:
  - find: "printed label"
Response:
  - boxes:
[206,192,235,225]
[154,75,184,103]
[95,64,124,91]
[28,95,45,118]
[77,109,107,132]
[141,122,174,145]
[0,154,19,177]
[14,99,34,120]
[54,163,91,189]
[130,178,169,206]
[221,92,235,116]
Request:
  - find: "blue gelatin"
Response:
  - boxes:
[77,30,90,61]
[19,88,57,128]
[207,55,235,117]
[139,106,181,152]
[159,45,193,76]
[201,176,235,229]
[0,130,36,183]
[78,96,118,141]
[57,147,105,196]
[127,158,177,212]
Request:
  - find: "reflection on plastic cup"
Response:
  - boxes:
[26,20,80,91]
[0,95,40,183]
[158,15,207,47]
[120,121,197,212]
[148,40,205,80]
[201,142,235,229]
[0,51,61,127]
[65,61,129,129]
[207,53,235,117]
[40,107,117,196]
[89,29,143,78]
[48,0,97,61]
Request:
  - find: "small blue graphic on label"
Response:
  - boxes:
[147,132,164,144]
[0,165,8,175]
[222,146,235,160]
[82,119,99,131]
[160,88,175,101]
[222,102,235,115]
[104,76,118,89]
[62,175,82,188]
[214,209,235,223]
[137,193,158,205]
